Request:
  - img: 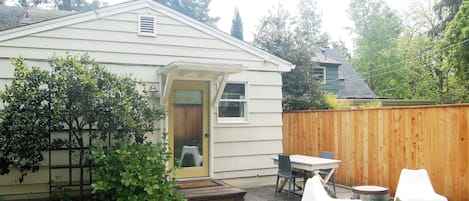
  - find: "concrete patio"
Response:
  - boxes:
[244,183,354,201]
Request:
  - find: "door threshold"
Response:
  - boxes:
[176,177,211,182]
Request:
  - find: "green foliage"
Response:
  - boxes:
[0,57,51,181]
[253,0,327,111]
[92,138,184,201]
[0,54,163,183]
[349,0,404,98]
[441,1,469,101]
[359,101,382,109]
[55,0,99,12]
[324,93,351,109]
[230,7,243,40]
[433,0,465,35]
[153,0,219,26]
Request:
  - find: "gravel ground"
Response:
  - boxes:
[243,183,354,201]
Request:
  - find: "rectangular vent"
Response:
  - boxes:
[138,15,156,36]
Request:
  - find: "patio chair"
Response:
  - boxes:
[179,145,202,167]
[275,154,307,200]
[319,151,336,193]
[301,176,359,201]
[394,168,447,201]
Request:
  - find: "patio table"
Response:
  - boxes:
[272,155,341,190]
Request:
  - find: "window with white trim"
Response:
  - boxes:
[218,83,247,122]
[312,67,326,84]
[138,14,156,36]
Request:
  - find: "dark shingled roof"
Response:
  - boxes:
[0,5,76,31]
[319,48,378,99]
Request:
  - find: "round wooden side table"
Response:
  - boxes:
[352,185,390,201]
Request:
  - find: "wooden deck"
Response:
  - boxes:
[177,179,247,201]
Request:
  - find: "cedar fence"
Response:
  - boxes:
[282,104,469,201]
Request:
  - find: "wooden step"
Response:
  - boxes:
[177,179,247,201]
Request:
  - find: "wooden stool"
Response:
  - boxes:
[352,185,390,201]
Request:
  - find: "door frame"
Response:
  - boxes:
[168,80,209,178]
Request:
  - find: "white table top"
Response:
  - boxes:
[273,154,341,171]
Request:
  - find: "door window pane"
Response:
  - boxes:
[174,90,202,104]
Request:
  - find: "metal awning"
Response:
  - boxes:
[158,61,246,106]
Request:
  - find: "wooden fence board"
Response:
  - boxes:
[282,104,469,201]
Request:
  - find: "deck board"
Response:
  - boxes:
[177,179,246,201]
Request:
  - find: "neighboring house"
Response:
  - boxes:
[315,48,435,107]
[313,47,377,99]
[0,1,294,199]
[0,5,76,31]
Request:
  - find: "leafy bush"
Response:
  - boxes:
[325,93,351,109]
[92,138,184,201]
[359,101,382,109]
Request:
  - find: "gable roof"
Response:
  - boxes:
[0,0,295,72]
[319,48,378,99]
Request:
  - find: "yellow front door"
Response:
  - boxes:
[169,80,209,178]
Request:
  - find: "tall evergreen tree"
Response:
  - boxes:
[230,7,243,40]
[153,0,219,26]
[254,1,327,111]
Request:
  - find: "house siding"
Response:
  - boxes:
[320,64,340,94]
[0,4,284,199]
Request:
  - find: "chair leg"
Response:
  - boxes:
[275,176,280,197]
[332,174,336,193]
[287,178,291,201]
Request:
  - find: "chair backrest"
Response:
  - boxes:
[320,151,334,159]
[278,155,293,177]
[394,168,436,201]
[302,176,331,201]
[320,151,334,172]
[302,176,359,201]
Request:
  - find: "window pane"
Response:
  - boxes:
[312,68,325,79]
[221,83,245,100]
[219,101,245,117]
[174,90,202,104]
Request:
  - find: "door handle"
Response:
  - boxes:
[204,133,209,138]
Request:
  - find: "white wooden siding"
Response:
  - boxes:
[214,168,277,180]
[213,141,282,157]
[0,4,285,197]
[213,154,278,172]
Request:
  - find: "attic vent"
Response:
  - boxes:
[138,15,156,36]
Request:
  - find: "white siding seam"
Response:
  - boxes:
[213,153,280,159]
[213,139,281,144]
[249,98,282,101]
[248,83,282,87]
[0,46,263,63]
[214,167,276,174]
[0,57,164,68]
[25,35,248,53]
[248,112,282,115]
[68,24,214,39]
[63,26,212,40]
[213,124,282,128]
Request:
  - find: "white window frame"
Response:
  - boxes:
[137,14,157,37]
[217,82,248,123]
[313,67,326,84]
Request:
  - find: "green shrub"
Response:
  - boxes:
[91,138,184,201]
[359,100,382,109]
[325,93,351,109]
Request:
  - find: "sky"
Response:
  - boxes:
[4,0,409,50]
[209,0,410,51]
